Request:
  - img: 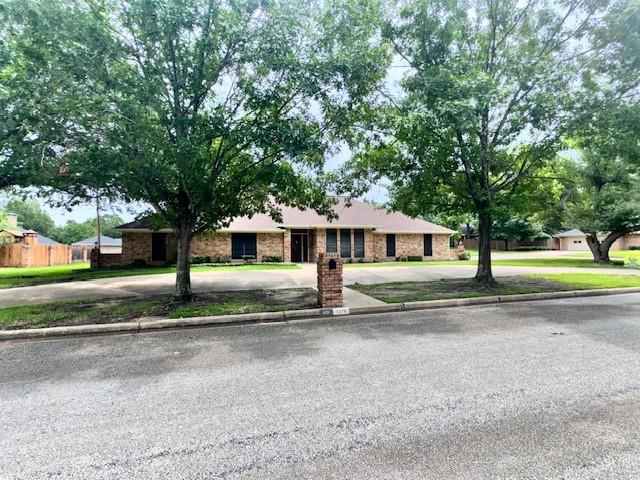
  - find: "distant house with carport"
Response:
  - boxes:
[71,235,122,263]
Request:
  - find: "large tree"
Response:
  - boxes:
[3,0,390,300]
[348,0,629,285]
[53,220,96,245]
[565,122,640,264]
[564,154,640,263]
[3,197,56,237]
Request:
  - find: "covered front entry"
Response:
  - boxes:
[291,229,311,262]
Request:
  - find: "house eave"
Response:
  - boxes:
[374,230,455,235]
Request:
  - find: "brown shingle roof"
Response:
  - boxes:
[117,198,454,234]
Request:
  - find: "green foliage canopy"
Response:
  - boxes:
[349,0,632,283]
[3,198,56,237]
[3,0,390,298]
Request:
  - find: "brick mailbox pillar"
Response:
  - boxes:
[317,252,343,308]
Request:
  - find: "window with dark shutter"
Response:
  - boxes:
[423,234,433,256]
[326,229,337,253]
[354,229,365,258]
[231,233,257,259]
[340,229,352,258]
[386,234,396,257]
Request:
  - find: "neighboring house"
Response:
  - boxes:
[0,214,70,267]
[114,198,455,266]
[72,236,123,254]
[554,229,590,251]
[71,235,123,263]
[553,229,640,251]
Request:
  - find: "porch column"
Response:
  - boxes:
[283,229,291,263]
[314,228,326,262]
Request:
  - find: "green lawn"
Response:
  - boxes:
[350,273,640,303]
[528,273,640,289]
[492,258,624,268]
[573,250,640,263]
[0,288,316,330]
[0,262,300,289]
[344,257,623,269]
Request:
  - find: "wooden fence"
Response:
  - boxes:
[0,243,71,267]
[461,238,552,251]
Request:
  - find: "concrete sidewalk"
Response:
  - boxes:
[0,263,637,308]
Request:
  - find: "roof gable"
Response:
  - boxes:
[72,235,122,246]
[556,229,586,238]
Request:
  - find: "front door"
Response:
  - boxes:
[291,234,303,262]
[151,232,167,262]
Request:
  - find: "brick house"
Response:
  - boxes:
[552,229,640,251]
[114,198,454,265]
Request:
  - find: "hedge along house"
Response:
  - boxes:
[114,198,455,266]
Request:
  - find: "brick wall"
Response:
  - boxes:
[373,233,450,261]
[317,253,342,308]
[192,231,285,261]
[121,232,153,264]
[257,232,284,260]
[192,232,231,258]
[612,234,640,250]
[90,249,124,268]
[120,229,451,266]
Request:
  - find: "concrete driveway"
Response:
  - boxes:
[0,262,638,308]
[3,294,640,478]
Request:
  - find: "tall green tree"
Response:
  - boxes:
[565,150,640,263]
[563,100,640,263]
[3,198,56,237]
[3,0,390,300]
[349,0,629,285]
[96,214,124,239]
[53,220,96,245]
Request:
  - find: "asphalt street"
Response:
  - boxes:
[2,294,640,479]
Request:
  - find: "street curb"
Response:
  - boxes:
[3,286,640,342]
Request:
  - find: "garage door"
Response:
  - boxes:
[567,237,589,251]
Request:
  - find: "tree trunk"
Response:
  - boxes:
[586,231,625,264]
[174,226,194,302]
[475,211,496,286]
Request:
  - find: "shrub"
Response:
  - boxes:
[130,259,147,268]
[458,252,471,261]
[624,257,640,269]
[262,255,283,263]
[357,257,365,263]
[407,255,423,261]
[629,246,640,251]
[509,246,550,251]
[241,255,256,264]
[191,255,209,264]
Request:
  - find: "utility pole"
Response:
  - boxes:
[96,194,101,253]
